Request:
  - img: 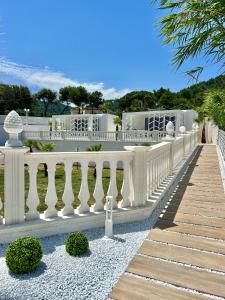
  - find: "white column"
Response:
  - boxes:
[93,160,104,212]
[88,115,93,131]
[44,161,58,218]
[77,160,90,214]
[162,137,175,173]
[120,159,134,208]
[107,160,118,209]
[0,147,29,225]
[62,160,74,216]
[26,161,40,220]
[124,146,148,207]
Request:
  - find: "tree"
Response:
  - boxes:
[204,89,225,130]
[34,89,57,117]
[119,91,156,112]
[154,88,175,109]
[100,101,110,113]
[79,102,88,114]
[88,91,103,113]
[59,87,73,114]
[113,116,122,130]
[0,84,33,114]
[59,86,89,114]
[157,0,225,79]
[70,86,89,113]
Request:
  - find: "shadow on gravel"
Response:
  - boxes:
[8,261,47,280]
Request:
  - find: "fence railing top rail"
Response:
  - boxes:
[24,150,134,163]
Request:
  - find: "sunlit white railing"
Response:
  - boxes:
[0,129,199,241]
[218,130,225,160]
[22,130,171,142]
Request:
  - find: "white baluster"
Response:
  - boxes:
[107,160,118,209]
[77,160,90,214]
[120,159,133,208]
[149,160,153,197]
[26,162,40,220]
[0,197,2,224]
[93,160,104,212]
[62,160,74,216]
[44,161,58,218]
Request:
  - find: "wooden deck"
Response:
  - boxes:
[110,145,225,300]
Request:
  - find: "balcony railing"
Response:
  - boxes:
[21,130,173,142]
[0,129,199,242]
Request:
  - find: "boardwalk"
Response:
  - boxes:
[110,145,225,300]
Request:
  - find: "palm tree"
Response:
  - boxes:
[79,102,88,114]
[86,144,102,177]
[113,116,122,130]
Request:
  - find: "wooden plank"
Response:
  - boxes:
[127,255,225,298]
[155,220,225,240]
[139,240,225,272]
[148,229,225,254]
[110,275,211,300]
[160,212,225,228]
[168,200,225,211]
[165,205,225,219]
[174,191,225,198]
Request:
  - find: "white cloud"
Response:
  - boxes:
[0,57,130,99]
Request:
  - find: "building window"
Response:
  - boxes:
[93,117,100,131]
[145,113,176,131]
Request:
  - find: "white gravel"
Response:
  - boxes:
[0,214,160,300]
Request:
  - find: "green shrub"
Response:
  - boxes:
[66,232,89,256]
[5,236,43,274]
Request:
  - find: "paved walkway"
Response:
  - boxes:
[110,145,225,300]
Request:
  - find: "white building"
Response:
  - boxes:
[122,110,197,132]
[52,114,117,132]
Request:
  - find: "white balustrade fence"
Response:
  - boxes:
[22,130,171,143]
[0,129,199,241]
[218,130,225,160]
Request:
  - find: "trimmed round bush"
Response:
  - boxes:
[5,236,43,274]
[66,232,89,256]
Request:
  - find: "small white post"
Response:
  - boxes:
[105,195,113,238]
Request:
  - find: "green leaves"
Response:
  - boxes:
[156,0,225,78]
[86,144,102,152]
[204,89,225,129]
[5,236,43,274]
[66,232,89,256]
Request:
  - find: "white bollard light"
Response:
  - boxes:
[105,195,113,238]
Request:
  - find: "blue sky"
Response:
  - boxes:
[0,0,220,99]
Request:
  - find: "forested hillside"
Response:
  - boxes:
[0,75,224,116]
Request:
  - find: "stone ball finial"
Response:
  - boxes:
[4,110,23,147]
[166,121,174,137]
[179,125,186,134]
